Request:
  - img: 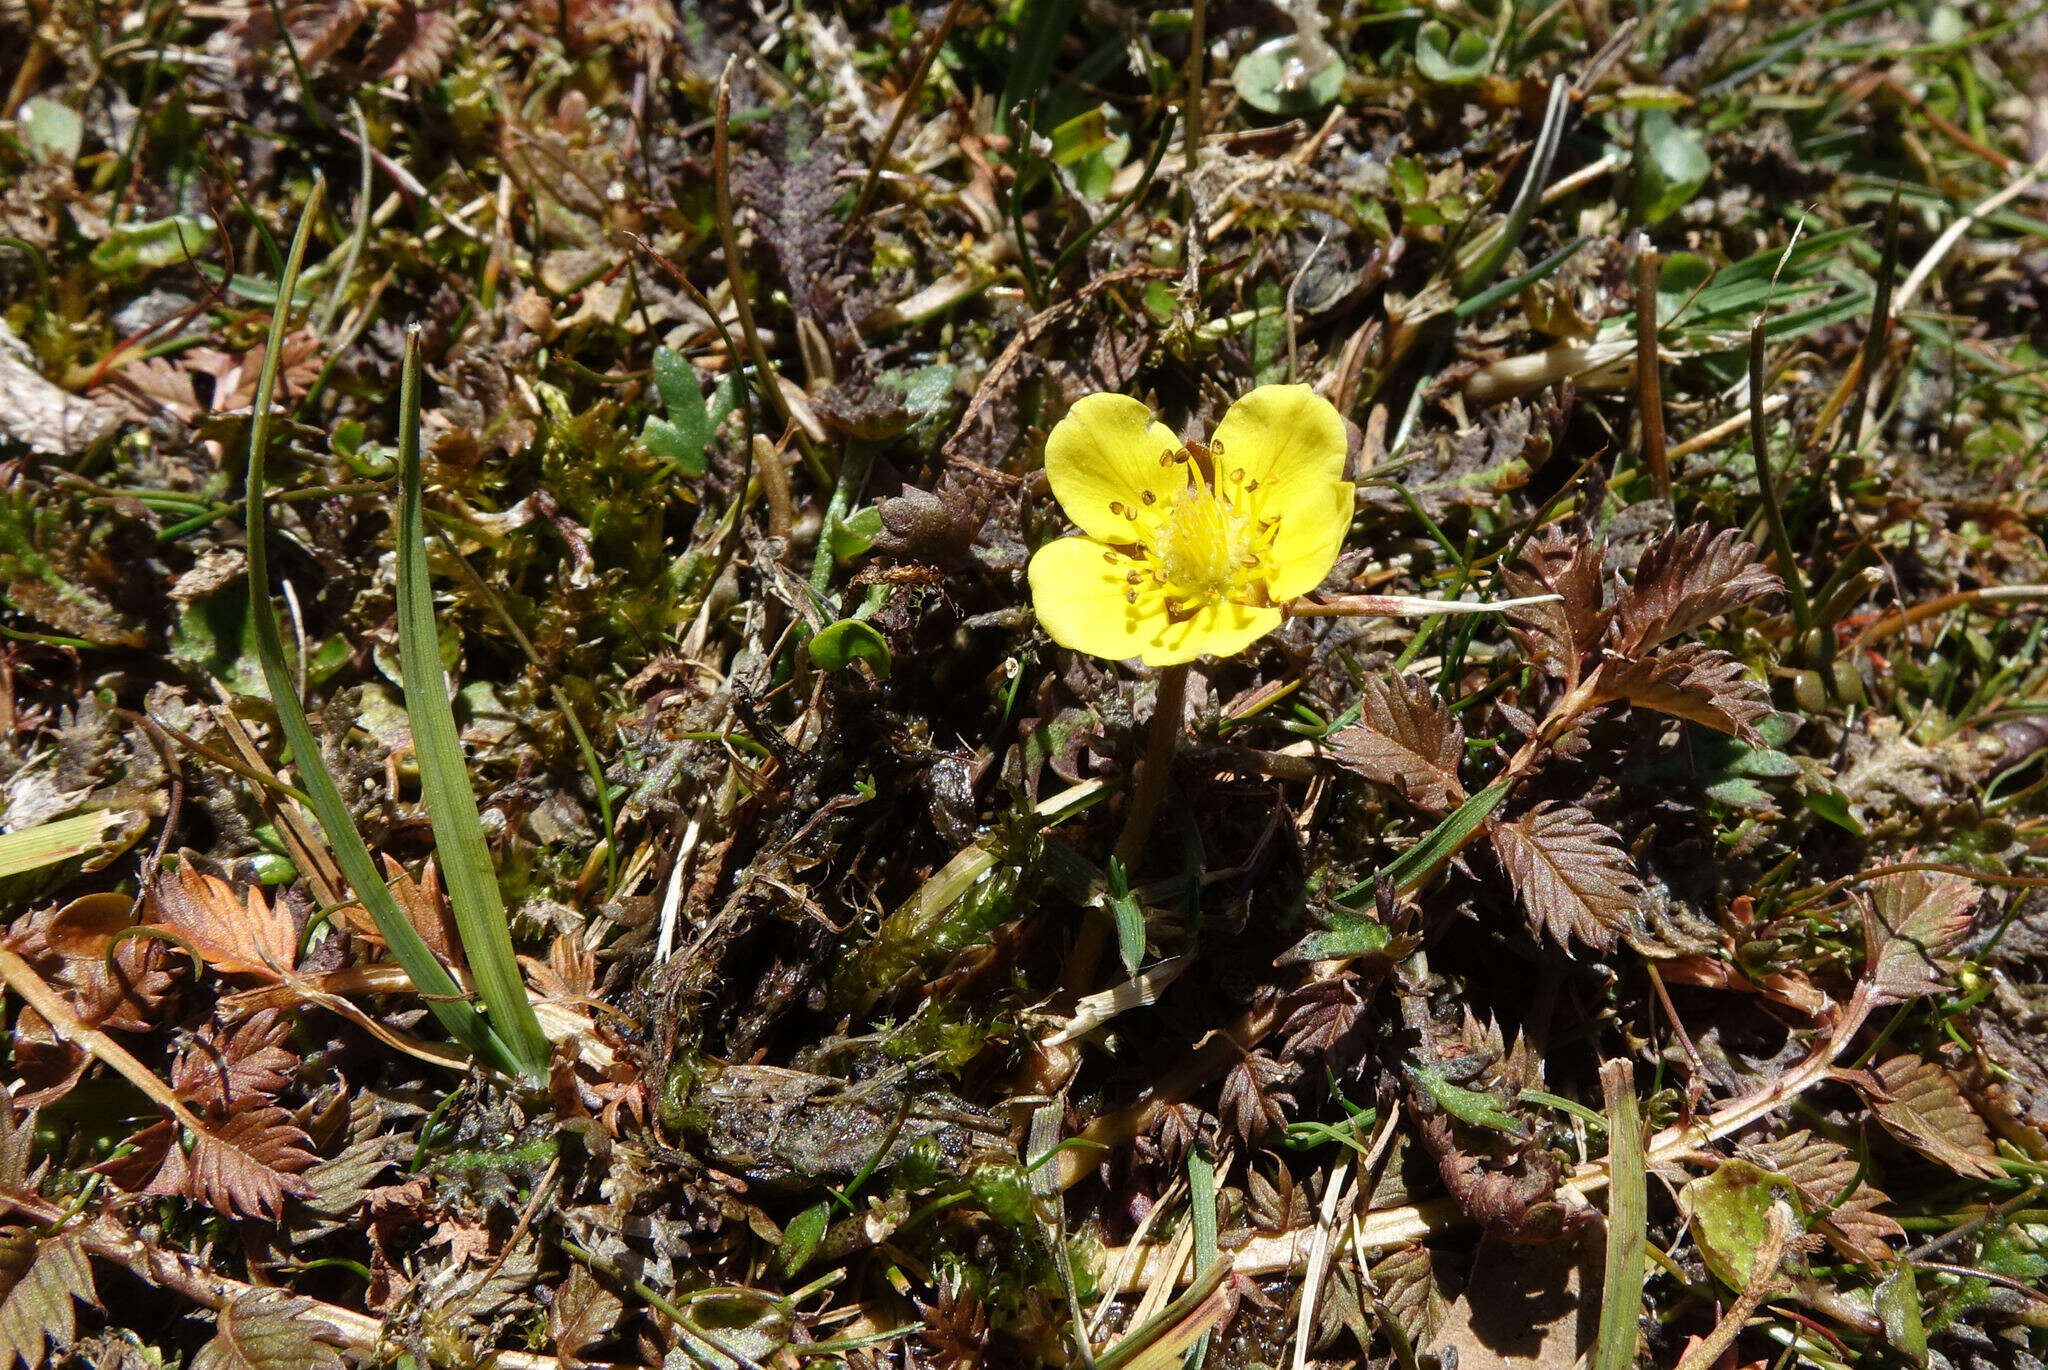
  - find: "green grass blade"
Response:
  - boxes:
[1592,1058,1647,1370]
[0,811,123,879]
[394,331,552,1080]
[243,180,518,1076]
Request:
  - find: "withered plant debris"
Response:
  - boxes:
[2,3,2047,1368]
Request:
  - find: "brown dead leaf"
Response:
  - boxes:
[1861,866,1977,1004]
[143,861,297,980]
[1328,672,1467,813]
[1490,803,1644,953]
[1862,1053,2004,1181]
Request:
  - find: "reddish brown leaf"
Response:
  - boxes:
[1861,867,1977,1004]
[1328,673,1468,813]
[193,1291,347,1370]
[0,1231,95,1370]
[3,892,173,1034]
[1612,523,1780,654]
[363,0,460,83]
[1504,526,1606,685]
[171,1011,298,1113]
[1862,1054,2003,1181]
[144,862,297,980]
[1596,644,1773,743]
[1739,1130,1901,1263]
[109,1108,318,1221]
[1490,803,1643,952]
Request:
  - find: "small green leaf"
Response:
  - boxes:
[1413,21,1491,84]
[1803,786,1865,835]
[1107,858,1146,978]
[1655,251,1715,321]
[1405,1062,1527,1138]
[1632,110,1712,225]
[777,1202,830,1278]
[90,216,214,275]
[1677,1159,1804,1292]
[1232,35,1345,116]
[647,347,726,477]
[17,97,82,165]
[1276,905,1393,965]
[808,619,891,677]
[828,505,884,562]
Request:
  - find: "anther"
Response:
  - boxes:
[1109,500,1126,517]
[1231,467,1245,483]
[1124,589,1138,604]
[1140,490,1156,505]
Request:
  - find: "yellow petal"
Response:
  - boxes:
[1210,383,1353,602]
[1029,535,1164,662]
[1209,383,1349,513]
[1136,597,1283,667]
[1044,393,1187,542]
[1029,536,1283,665]
[1261,478,1354,600]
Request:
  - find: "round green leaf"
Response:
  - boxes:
[808,619,891,678]
[1232,35,1344,116]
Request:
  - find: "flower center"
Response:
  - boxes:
[1115,442,1284,619]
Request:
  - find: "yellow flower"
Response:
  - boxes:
[1027,385,1354,666]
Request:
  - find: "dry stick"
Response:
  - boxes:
[1749,318,1812,634]
[842,0,966,234]
[1846,583,2048,653]
[1284,591,1560,619]
[1184,0,1206,184]
[0,947,207,1136]
[1634,238,1669,499]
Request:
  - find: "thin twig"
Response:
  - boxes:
[843,0,966,235]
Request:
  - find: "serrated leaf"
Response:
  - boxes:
[1612,524,1779,654]
[1738,1129,1902,1263]
[144,861,298,980]
[1597,644,1772,743]
[1404,1062,1527,1138]
[193,1292,346,1370]
[1329,673,1467,813]
[1368,1246,1447,1351]
[0,1232,95,1370]
[1490,803,1643,952]
[1862,867,1977,1004]
[551,1263,623,1365]
[1863,1054,2003,1181]
[1504,526,1606,685]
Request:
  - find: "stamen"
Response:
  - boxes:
[1124,589,1138,604]
[1140,490,1156,505]
[1109,500,1126,517]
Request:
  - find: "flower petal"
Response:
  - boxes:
[1137,598,1283,667]
[1261,478,1354,600]
[1044,393,1187,541]
[1029,536,1283,666]
[1209,383,1349,513]
[1028,535,1164,662]
[1210,383,1353,602]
